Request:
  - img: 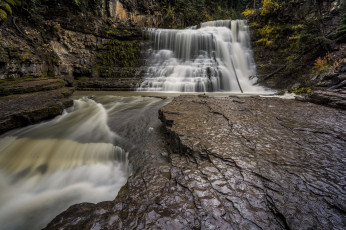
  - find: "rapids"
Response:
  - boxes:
[0,94,170,230]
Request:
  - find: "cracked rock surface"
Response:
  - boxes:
[45,95,346,230]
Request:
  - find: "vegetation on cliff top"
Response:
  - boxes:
[0,0,20,22]
[155,0,258,27]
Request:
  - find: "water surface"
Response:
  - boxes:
[0,93,170,230]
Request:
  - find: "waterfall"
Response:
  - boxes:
[138,20,266,93]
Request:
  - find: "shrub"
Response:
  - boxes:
[0,2,11,14]
[0,9,6,22]
[242,8,255,17]
[256,23,281,47]
[261,0,279,16]
[312,53,342,75]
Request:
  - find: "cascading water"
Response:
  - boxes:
[0,94,170,230]
[138,20,266,93]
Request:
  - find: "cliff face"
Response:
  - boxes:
[247,0,345,92]
[0,0,155,89]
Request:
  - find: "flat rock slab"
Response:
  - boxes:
[0,87,74,134]
[45,95,346,230]
[0,79,66,96]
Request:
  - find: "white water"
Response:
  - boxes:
[139,20,267,93]
[0,95,168,230]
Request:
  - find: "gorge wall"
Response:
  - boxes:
[246,0,345,92]
[1,0,344,92]
[0,0,159,90]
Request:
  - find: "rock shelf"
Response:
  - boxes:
[45,95,346,229]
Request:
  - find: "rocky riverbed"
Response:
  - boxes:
[45,95,346,230]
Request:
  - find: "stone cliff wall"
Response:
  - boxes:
[247,0,345,91]
[113,0,163,27]
[0,0,345,92]
[0,0,153,90]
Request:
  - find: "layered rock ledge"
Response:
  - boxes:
[0,79,74,134]
[297,89,346,110]
[45,95,346,229]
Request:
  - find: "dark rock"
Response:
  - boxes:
[0,87,74,134]
[332,74,346,85]
[290,82,301,90]
[45,96,346,229]
[301,89,346,109]
[321,71,339,81]
[335,61,346,73]
[0,79,65,96]
[330,80,346,90]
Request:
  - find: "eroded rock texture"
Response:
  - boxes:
[45,96,346,230]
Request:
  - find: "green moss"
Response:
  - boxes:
[52,23,61,31]
[22,76,36,80]
[97,39,140,69]
[76,76,89,80]
[291,86,311,94]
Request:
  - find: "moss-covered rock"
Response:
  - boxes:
[98,39,140,68]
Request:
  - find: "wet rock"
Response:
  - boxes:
[74,77,142,91]
[0,79,65,96]
[330,79,346,90]
[0,87,74,134]
[300,89,346,110]
[45,96,346,229]
[331,74,346,85]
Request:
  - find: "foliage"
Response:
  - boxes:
[261,0,279,16]
[0,0,20,22]
[0,2,11,14]
[287,17,332,56]
[242,8,255,16]
[156,0,254,27]
[2,0,19,7]
[0,8,6,22]
[292,86,311,94]
[334,9,346,43]
[256,23,281,47]
[312,53,342,75]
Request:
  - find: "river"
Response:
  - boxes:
[0,92,171,230]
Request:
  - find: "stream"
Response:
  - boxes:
[0,92,171,230]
